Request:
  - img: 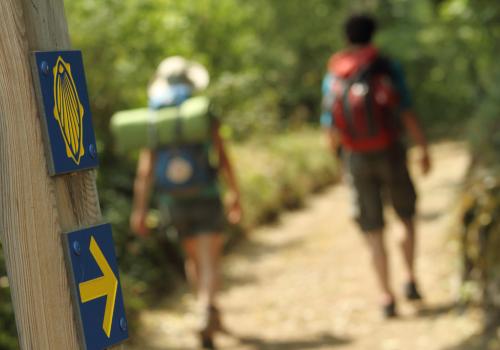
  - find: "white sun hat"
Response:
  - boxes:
[148,56,210,104]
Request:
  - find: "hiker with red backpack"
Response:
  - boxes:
[322,14,431,318]
[112,57,241,349]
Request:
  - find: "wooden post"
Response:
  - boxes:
[0,0,122,348]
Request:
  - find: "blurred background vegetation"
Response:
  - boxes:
[1,0,500,347]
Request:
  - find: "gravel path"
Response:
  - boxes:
[132,143,489,350]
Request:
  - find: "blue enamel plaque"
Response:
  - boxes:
[64,224,128,350]
[33,50,99,175]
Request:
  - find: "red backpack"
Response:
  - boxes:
[328,46,400,152]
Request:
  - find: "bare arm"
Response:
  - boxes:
[401,110,431,175]
[130,149,155,236]
[212,121,242,224]
[326,127,342,157]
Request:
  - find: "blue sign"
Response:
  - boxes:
[64,224,128,350]
[33,50,99,175]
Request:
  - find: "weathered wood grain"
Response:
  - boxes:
[0,0,123,348]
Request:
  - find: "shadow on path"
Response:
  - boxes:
[415,302,459,319]
[234,332,351,349]
[222,236,305,290]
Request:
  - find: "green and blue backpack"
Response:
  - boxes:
[110,96,218,196]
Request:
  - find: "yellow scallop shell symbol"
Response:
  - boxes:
[53,56,85,165]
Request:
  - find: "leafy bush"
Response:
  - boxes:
[235,130,337,227]
[0,248,18,350]
[458,172,500,317]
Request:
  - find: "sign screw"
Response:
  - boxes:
[88,144,97,159]
[40,61,50,75]
[119,317,127,331]
[72,241,81,256]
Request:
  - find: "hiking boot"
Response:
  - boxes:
[198,305,223,349]
[404,281,423,301]
[199,332,215,350]
[383,300,398,319]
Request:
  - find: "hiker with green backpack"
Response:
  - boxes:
[111,57,241,349]
[321,15,432,318]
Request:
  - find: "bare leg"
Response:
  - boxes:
[196,233,224,308]
[400,217,422,300]
[400,217,416,283]
[364,230,395,304]
[182,238,200,292]
[185,234,225,348]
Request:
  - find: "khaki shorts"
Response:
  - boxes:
[345,143,417,232]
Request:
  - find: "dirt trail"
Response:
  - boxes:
[132,142,485,350]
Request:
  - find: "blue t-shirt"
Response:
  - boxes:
[320,59,412,128]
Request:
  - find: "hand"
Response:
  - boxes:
[420,150,431,176]
[327,143,345,181]
[225,192,242,225]
[228,201,242,225]
[130,209,149,237]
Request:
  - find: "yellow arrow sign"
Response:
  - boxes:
[79,236,118,338]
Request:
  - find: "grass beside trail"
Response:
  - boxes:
[233,129,338,229]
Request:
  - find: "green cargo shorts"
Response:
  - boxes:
[158,196,226,240]
[345,143,417,232]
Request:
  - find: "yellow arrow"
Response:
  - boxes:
[79,236,118,338]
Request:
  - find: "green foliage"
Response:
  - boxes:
[64,0,500,145]
[0,248,18,350]
[467,81,500,167]
[235,130,338,227]
[459,173,500,317]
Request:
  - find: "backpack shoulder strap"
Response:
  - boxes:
[367,56,394,79]
[341,56,380,85]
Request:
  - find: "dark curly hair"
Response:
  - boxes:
[345,14,377,45]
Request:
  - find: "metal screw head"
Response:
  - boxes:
[40,61,50,75]
[72,241,81,256]
[119,317,127,331]
[88,144,97,159]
